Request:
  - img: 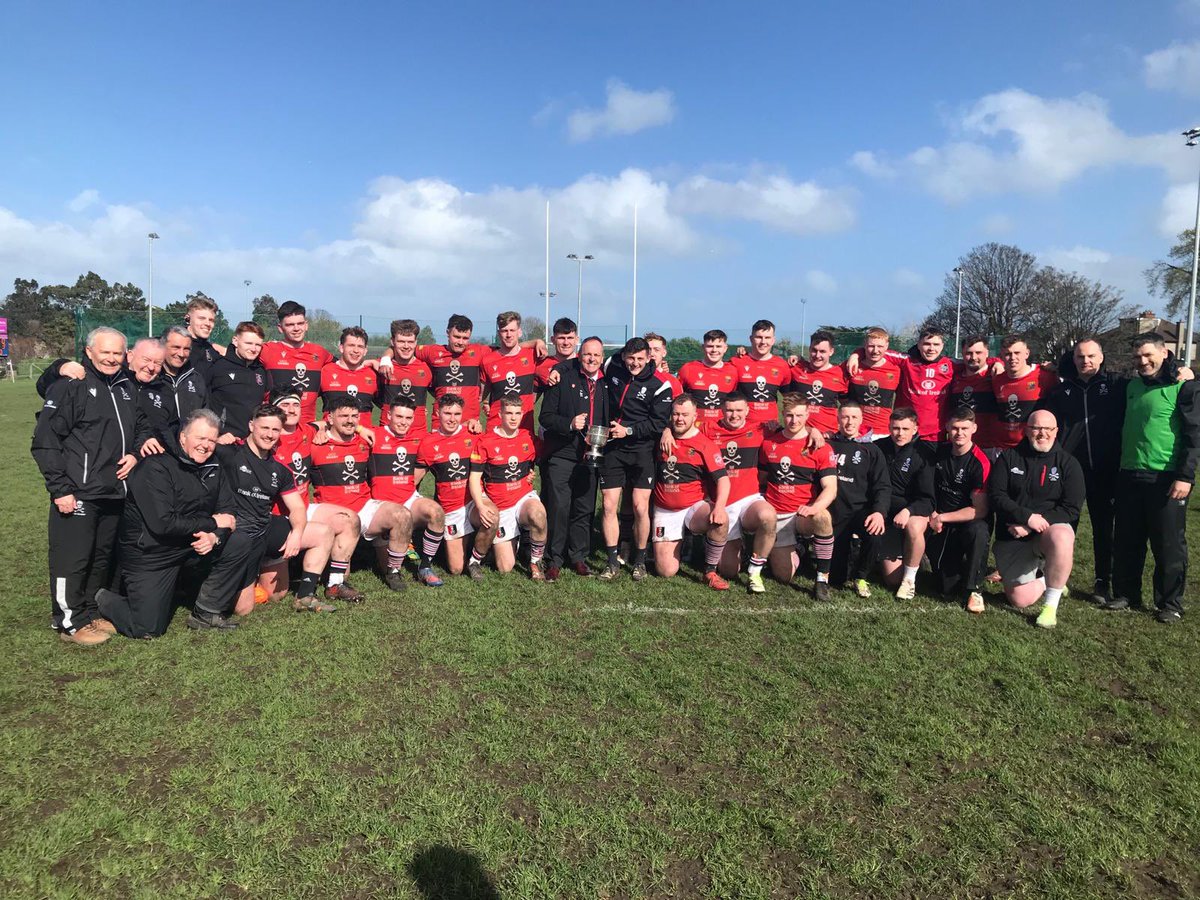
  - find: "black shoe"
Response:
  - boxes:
[1102,596,1131,611]
[1156,609,1183,625]
[1091,580,1111,605]
[383,567,407,592]
[187,611,238,631]
[466,561,485,581]
[598,563,620,582]
[813,580,831,602]
[325,582,366,603]
[630,563,647,582]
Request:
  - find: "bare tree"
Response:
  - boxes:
[921,243,1039,339]
[1145,228,1196,317]
[1025,267,1134,363]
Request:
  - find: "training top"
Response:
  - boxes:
[481,348,537,430]
[700,419,766,504]
[471,427,539,509]
[947,366,1000,446]
[320,362,379,427]
[845,358,902,437]
[677,361,740,424]
[378,357,434,434]
[272,424,317,513]
[217,442,298,537]
[417,427,477,513]
[369,424,424,505]
[652,430,728,511]
[990,366,1059,450]
[787,361,848,435]
[259,341,333,423]
[829,434,890,522]
[759,432,837,513]
[310,434,372,512]
[875,437,935,518]
[932,443,991,514]
[417,343,490,422]
[733,355,791,425]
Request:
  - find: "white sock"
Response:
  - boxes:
[816,572,829,583]
[902,565,918,581]
[328,571,345,587]
[748,563,763,576]
[1043,587,1063,610]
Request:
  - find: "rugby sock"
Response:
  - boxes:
[632,546,647,567]
[294,572,319,600]
[748,555,767,576]
[902,565,919,581]
[387,548,406,571]
[529,540,545,566]
[704,538,726,573]
[607,546,620,566]
[328,559,349,587]
[420,528,444,566]
[813,534,834,578]
[471,547,486,566]
[1043,587,1063,610]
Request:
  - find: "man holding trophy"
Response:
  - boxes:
[538,337,610,581]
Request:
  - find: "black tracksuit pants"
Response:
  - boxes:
[541,456,598,568]
[47,498,123,634]
[831,509,882,585]
[1081,466,1116,584]
[927,519,990,598]
[1112,471,1189,614]
[99,529,258,637]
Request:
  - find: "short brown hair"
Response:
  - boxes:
[496,311,521,330]
[643,332,666,347]
[1000,334,1027,351]
[947,406,977,424]
[390,319,420,339]
[340,326,369,345]
[778,393,809,412]
[187,296,218,314]
[499,396,524,411]
[234,321,264,338]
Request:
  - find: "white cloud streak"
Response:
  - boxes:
[567,79,676,142]
[1144,40,1200,95]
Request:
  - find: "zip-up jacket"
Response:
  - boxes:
[874,436,935,517]
[37,357,176,441]
[829,435,890,521]
[164,365,208,423]
[1120,353,1200,482]
[604,360,673,445]
[1038,352,1125,475]
[539,359,611,462]
[989,439,1085,540]
[187,334,222,380]
[120,446,235,555]
[32,358,150,501]
[207,351,272,439]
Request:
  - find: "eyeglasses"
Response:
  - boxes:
[1026,425,1057,433]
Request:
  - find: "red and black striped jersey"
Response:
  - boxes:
[369,425,423,504]
[787,362,848,435]
[417,427,477,513]
[379,358,433,434]
[481,348,537,430]
[272,424,316,514]
[677,361,740,423]
[760,433,837,513]
[470,427,539,509]
[310,435,372,512]
[320,363,378,426]
[948,366,1000,446]
[259,341,333,423]
[417,343,489,421]
[535,354,575,390]
[652,430,727,511]
[701,420,766,504]
[990,366,1059,450]
[845,359,901,436]
[933,443,991,513]
[733,355,791,424]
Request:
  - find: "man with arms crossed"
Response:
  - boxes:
[651,395,732,590]
[989,410,1084,629]
[759,395,838,599]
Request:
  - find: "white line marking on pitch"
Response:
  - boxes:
[592,603,957,616]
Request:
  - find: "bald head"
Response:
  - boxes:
[1073,340,1103,381]
[1025,410,1059,451]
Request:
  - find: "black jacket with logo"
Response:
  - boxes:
[874,437,934,517]
[164,365,208,423]
[1038,352,1126,476]
[216,442,295,537]
[988,438,1085,540]
[120,446,234,556]
[604,359,673,446]
[207,351,271,439]
[829,435,890,521]
[539,359,611,462]
[32,358,151,501]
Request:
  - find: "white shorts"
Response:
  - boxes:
[444,503,476,541]
[403,492,419,511]
[725,493,765,543]
[773,512,798,548]
[652,501,706,543]
[495,491,540,544]
[306,499,388,542]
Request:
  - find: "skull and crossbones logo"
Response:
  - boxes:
[752,375,771,402]
[961,386,974,406]
[805,379,824,404]
[290,452,309,484]
[392,446,411,475]
[662,454,682,482]
[863,380,881,405]
[723,440,742,469]
[703,384,721,408]
[399,377,413,398]
[1004,393,1020,421]
[503,371,520,396]
[446,451,467,479]
[777,456,796,484]
[292,363,308,389]
[504,454,521,478]
[446,360,464,386]
[341,455,359,483]
[347,384,359,398]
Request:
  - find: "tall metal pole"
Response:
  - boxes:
[1185,127,1200,366]
[544,202,550,338]
[147,232,159,336]
[576,258,583,328]
[632,203,638,338]
[800,298,807,341]
[954,266,964,358]
[244,280,252,321]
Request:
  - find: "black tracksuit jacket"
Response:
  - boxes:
[988,439,1085,541]
[829,435,891,521]
[32,358,151,501]
[120,447,234,557]
[540,359,611,461]
[164,365,208,423]
[207,351,271,439]
[604,360,673,445]
[874,437,935,517]
[1038,353,1126,476]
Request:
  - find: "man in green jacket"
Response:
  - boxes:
[1107,334,1200,623]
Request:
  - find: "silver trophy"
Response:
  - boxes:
[584,424,609,468]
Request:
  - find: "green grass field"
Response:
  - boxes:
[2,378,1199,899]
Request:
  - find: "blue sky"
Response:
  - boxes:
[2,0,1198,342]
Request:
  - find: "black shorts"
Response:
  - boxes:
[599,441,655,490]
[255,515,294,570]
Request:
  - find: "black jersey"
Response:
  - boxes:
[874,437,935,517]
[933,443,991,514]
[216,442,298,536]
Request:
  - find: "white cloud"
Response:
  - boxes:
[891,267,924,289]
[1144,40,1200,95]
[853,89,1185,203]
[979,213,1014,236]
[1160,182,1198,237]
[804,270,838,294]
[567,79,676,142]
[67,189,100,213]
[670,172,856,234]
[1037,244,1148,300]
[848,151,894,178]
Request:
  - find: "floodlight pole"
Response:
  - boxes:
[953,266,964,357]
[1184,127,1200,366]
[147,232,159,336]
[567,252,594,335]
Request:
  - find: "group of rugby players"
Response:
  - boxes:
[33,295,1199,644]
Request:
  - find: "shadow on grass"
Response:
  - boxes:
[408,845,500,900]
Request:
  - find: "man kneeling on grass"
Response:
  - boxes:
[466,396,547,580]
[651,395,732,589]
[988,410,1084,629]
[760,395,838,599]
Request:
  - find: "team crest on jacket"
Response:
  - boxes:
[1048,467,1060,481]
